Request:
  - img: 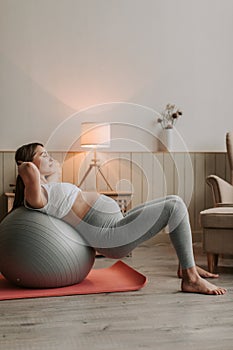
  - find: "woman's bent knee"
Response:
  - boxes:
[167,195,186,210]
[166,196,188,229]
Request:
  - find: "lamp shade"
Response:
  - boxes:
[80,122,111,148]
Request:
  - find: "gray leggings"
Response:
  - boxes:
[76,194,195,269]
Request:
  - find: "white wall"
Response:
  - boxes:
[1,0,233,151]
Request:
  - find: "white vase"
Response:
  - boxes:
[163,128,173,151]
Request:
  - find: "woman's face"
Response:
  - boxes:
[32,145,55,175]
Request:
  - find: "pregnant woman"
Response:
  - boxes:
[13,142,226,295]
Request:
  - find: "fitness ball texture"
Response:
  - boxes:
[0,207,95,288]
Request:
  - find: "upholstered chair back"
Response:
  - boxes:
[226,131,233,185]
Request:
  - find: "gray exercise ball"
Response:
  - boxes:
[0,207,95,288]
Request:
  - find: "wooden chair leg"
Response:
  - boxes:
[214,254,219,268]
[207,253,219,273]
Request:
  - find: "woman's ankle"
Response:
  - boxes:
[181,266,199,282]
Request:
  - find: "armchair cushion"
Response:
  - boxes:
[200,207,233,228]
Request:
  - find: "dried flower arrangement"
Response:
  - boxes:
[157,104,182,129]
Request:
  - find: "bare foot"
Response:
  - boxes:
[177,265,219,279]
[181,267,226,295]
[181,276,227,295]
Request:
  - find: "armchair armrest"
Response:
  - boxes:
[206,175,233,206]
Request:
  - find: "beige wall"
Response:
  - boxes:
[0,0,233,152]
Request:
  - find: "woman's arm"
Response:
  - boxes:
[17,162,48,208]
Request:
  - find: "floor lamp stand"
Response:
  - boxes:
[78,149,113,191]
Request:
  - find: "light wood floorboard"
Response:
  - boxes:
[1,240,233,350]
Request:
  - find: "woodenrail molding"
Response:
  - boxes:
[0,151,230,241]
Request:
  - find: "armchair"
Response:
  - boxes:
[200,131,233,272]
[206,131,233,206]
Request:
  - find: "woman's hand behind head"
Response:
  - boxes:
[17,162,41,185]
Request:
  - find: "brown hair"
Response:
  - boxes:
[13,142,44,210]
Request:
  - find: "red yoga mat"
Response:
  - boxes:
[0,261,147,301]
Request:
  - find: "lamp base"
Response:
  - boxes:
[78,150,113,191]
[78,163,113,191]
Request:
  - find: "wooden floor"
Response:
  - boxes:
[1,239,233,350]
